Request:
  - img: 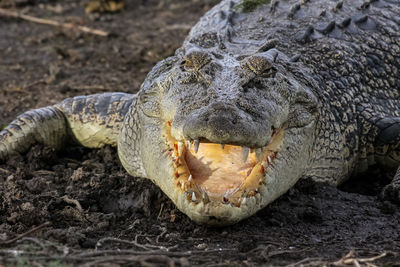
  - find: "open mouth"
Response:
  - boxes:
[165,123,284,207]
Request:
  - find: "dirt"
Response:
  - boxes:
[0,0,399,266]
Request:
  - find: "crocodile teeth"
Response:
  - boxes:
[241,197,247,205]
[242,147,250,162]
[187,140,191,150]
[188,174,192,182]
[267,156,272,164]
[194,139,200,153]
[221,144,225,150]
[181,182,185,190]
[177,141,184,156]
[202,191,210,203]
[192,192,197,201]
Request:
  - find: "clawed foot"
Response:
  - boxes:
[380,179,400,205]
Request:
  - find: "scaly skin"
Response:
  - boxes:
[1,0,400,225]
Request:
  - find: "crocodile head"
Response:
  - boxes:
[122,48,319,225]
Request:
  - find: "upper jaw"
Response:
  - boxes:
[176,102,275,148]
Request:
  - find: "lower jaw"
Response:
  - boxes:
[178,195,262,225]
[165,131,284,208]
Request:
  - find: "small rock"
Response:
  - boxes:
[21,202,34,212]
[196,243,207,250]
[71,167,84,181]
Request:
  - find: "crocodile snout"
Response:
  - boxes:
[182,102,270,148]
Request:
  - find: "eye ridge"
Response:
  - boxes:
[179,72,199,84]
[183,51,211,71]
[259,67,277,78]
[245,55,273,75]
[242,67,277,92]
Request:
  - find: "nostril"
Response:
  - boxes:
[232,119,237,125]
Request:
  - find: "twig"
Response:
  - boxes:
[0,222,51,246]
[157,203,165,221]
[0,8,109,37]
[96,237,152,251]
[0,167,12,175]
[284,257,323,267]
[5,79,46,92]
[357,252,387,263]
[334,251,388,266]
[58,248,235,259]
[156,226,167,243]
[19,237,47,250]
[0,247,235,265]
[21,79,46,90]
[81,255,176,267]
[268,247,313,258]
[96,236,177,252]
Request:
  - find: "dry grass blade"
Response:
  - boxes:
[0,222,51,246]
[334,250,388,266]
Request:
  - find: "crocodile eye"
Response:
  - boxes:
[184,51,211,71]
[242,55,272,76]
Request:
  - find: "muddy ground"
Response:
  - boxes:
[0,0,399,266]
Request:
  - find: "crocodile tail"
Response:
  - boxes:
[0,106,68,161]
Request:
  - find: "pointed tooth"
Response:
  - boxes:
[267,156,272,164]
[248,191,256,197]
[202,191,210,203]
[242,197,247,205]
[221,144,225,150]
[181,182,185,190]
[242,147,250,162]
[262,161,267,169]
[187,140,191,150]
[178,141,184,156]
[188,175,192,182]
[194,139,200,153]
[192,192,197,201]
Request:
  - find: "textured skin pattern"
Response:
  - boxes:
[183,0,400,184]
[58,93,133,147]
[118,95,147,178]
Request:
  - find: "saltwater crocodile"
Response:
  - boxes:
[1,0,400,225]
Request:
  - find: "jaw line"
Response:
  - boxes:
[163,121,286,224]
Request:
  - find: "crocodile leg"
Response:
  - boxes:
[381,167,400,204]
[0,92,135,161]
[374,117,400,204]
